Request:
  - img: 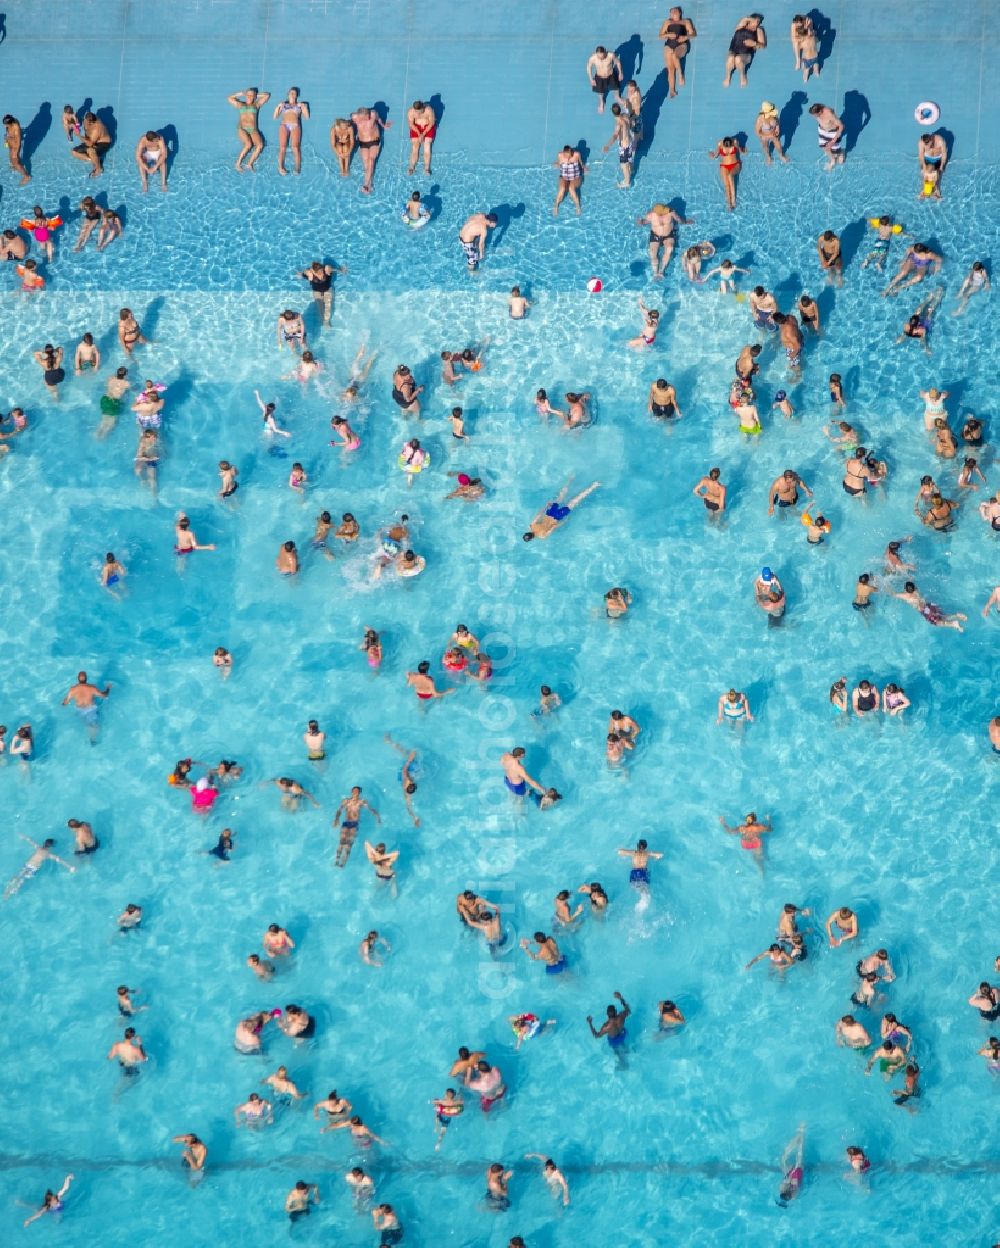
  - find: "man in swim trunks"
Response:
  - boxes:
[816,228,843,285]
[773,312,803,381]
[71,112,112,177]
[333,786,380,868]
[107,1027,147,1075]
[351,107,391,194]
[285,1181,320,1221]
[748,285,778,329]
[406,660,455,702]
[617,838,662,889]
[521,931,566,974]
[500,747,544,797]
[894,581,966,631]
[694,466,724,514]
[587,991,630,1063]
[636,203,691,278]
[62,670,111,742]
[918,133,947,182]
[523,479,600,541]
[135,130,168,192]
[458,212,498,272]
[826,906,859,947]
[834,1015,870,1048]
[586,46,623,113]
[406,100,436,175]
[467,1059,507,1111]
[809,103,844,170]
[768,468,812,516]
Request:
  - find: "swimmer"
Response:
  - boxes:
[364,841,399,896]
[284,350,322,384]
[882,683,910,716]
[845,1146,871,1182]
[703,258,750,293]
[720,811,771,873]
[754,568,785,618]
[118,904,142,931]
[107,1027,147,1074]
[297,260,345,327]
[101,551,126,592]
[485,1162,513,1211]
[523,478,600,541]
[385,736,421,826]
[968,982,1000,1020]
[501,746,545,797]
[694,467,726,515]
[826,906,859,947]
[553,143,587,214]
[68,819,98,855]
[267,774,319,813]
[896,287,945,355]
[276,309,306,355]
[303,720,325,763]
[468,1059,507,1112]
[334,786,380,868]
[74,332,101,375]
[852,679,880,715]
[285,1181,320,1221]
[891,1064,920,1110]
[205,827,232,858]
[865,1040,906,1079]
[263,923,295,957]
[324,1114,387,1149]
[658,1000,685,1030]
[520,931,566,975]
[816,229,843,285]
[554,889,583,927]
[431,1088,464,1148]
[708,135,745,210]
[648,378,681,421]
[604,587,632,619]
[360,930,391,966]
[314,1090,352,1123]
[448,1045,486,1078]
[983,587,1000,618]
[835,1015,871,1048]
[627,298,660,348]
[116,985,142,1015]
[22,1176,74,1227]
[3,836,75,900]
[175,515,215,556]
[895,580,966,630]
[407,660,455,702]
[255,390,291,438]
[345,1167,374,1203]
[536,685,562,715]
[609,710,641,746]
[958,457,986,490]
[858,948,896,982]
[62,670,111,742]
[745,943,793,971]
[525,1154,571,1206]
[276,540,299,574]
[288,462,307,494]
[775,1125,805,1207]
[617,838,662,890]
[360,627,382,670]
[883,243,942,297]
[234,1092,273,1127]
[246,954,274,980]
[768,468,812,516]
[773,312,804,380]
[509,286,531,319]
[953,262,990,317]
[172,1135,207,1173]
[778,904,811,940]
[587,991,630,1065]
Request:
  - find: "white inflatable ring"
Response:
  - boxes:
[914,101,940,126]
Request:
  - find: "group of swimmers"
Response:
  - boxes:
[5,9,1000,1239]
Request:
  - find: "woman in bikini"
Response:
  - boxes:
[227,86,270,172]
[118,308,146,356]
[274,88,308,175]
[658,7,697,98]
[330,117,355,176]
[754,101,787,164]
[709,136,745,211]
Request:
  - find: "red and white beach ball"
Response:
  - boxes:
[587,277,603,293]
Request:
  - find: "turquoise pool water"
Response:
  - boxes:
[1,3,999,1245]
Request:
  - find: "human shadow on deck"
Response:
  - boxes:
[779,91,807,154]
[841,90,870,154]
[616,33,643,83]
[21,102,51,174]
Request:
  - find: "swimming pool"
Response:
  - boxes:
[1,3,998,1245]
